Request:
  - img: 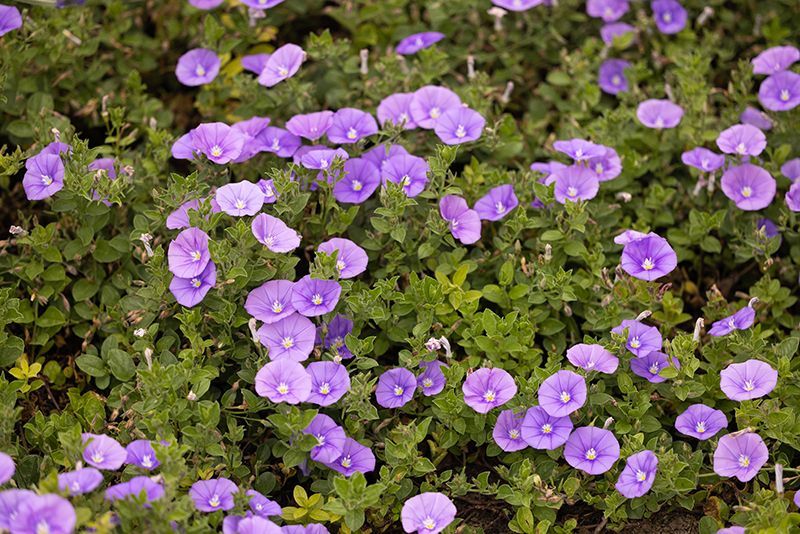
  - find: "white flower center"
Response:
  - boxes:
[271,138,281,150]
[347,128,358,140]
[208,494,220,508]
[586,360,596,368]
[567,186,578,197]
[235,199,245,210]
[264,235,275,247]
[585,448,597,461]
[41,174,53,186]
[655,117,665,128]
[191,250,202,262]
[560,391,571,404]
[91,451,104,464]
[276,382,289,395]
[738,454,750,467]
[401,175,411,186]
[319,159,329,169]
[264,184,275,198]
[612,75,621,86]
[630,337,641,349]
[71,481,80,491]
[319,382,331,395]
[278,66,289,76]
[780,89,790,102]
[508,428,520,439]
[195,65,206,77]
[429,107,441,119]
[641,257,655,271]
[142,455,153,468]
[735,143,747,155]
[636,470,647,482]
[191,278,201,288]
[271,300,283,314]
[422,517,436,530]
[495,201,505,214]
[352,179,363,191]
[695,421,706,433]
[210,145,223,157]
[393,385,404,396]
[741,186,752,198]
[316,435,325,446]
[663,12,672,22]
[649,363,660,374]
[281,336,294,349]
[36,521,51,534]
[336,260,346,272]
[340,456,352,468]
[595,163,604,174]
[743,380,755,392]
[455,125,467,138]
[422,378,433,388]
[483,390,496,402]
[311,293,323,305]
[541,423,552,434]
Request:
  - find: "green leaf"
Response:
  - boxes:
[106,349,136,381]
[36,306,66,328]
[76,354,108,378]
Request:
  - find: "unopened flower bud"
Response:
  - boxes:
[187,390,197,401]
[488,6,507,32]
[248,318,260,343]
[544,244,552,262]
[134,328,146,338]
[143,347,153,370]
[636,310,652,321]
[9,225,26,236]
[139,233,153,257]
[359,49,369,75]
[693,318,704,342]
[439,336,451,357]
[425,337,442,352]
[775,463,784,494]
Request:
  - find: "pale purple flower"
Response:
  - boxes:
[168,227,211,278]
[0,5,22,37]
[0,489,35,531]
[787,182,800,211]
[587,147,623,181]
[740,106,773,131]
[409,86,461,129]
[235,517,282,534]
[462,367,517,414]
[190,478,239,512]
[333,158,381,204]
[291,275,341,316]
[598,59,630,95]
[377,93,417,129]
[258,127,302,158]
[717,527,746,534]
[629,351,679,383]
[300,147,349,171]
[587,0,628,21]
[713,432,768,482]
[176,48,220,86]
[681,147,725,172]
[216,181,265,216]
[396,32,445,55]
[474,184,518,221]
[327,108,378,144]
[376,367,417,408]
[491,0,545,10]
[9,494,76,534]
[245,280,295,324]
[752,46,800,75]
[612,319,663,357]
[566,343,619,374]
[255,359,312,404]
[563,426,620,474]
[708,304,756,337]
[401,492,457,534]
[553,165,600,204]
[0,453,13,485]
[758,71,800,111]
[258,43,304,87]
[637,99,685,129]
[318,238,368,279]
[439,195,481,245]
[782,158,800,181]
[651,0,687,34]
[170,261,216,307]
[286,111,334,141]
[23,153,64,200]
[363,143,410,169]
[257,313,316,362]
[600,22,636,45]
[553,139,606,162]
[720,359,777,401]
[247,490,282,518]
[171,132,196,160]
[82,433,127,470]
[306,361,350,406]
[125,440,159,470]
[241,0,285,8]
[613,229,649,245]
[615,451,658,498]
[190,0,225,8]
[232,116,271,162]
[257,179,278,204]
[321,438,375,477]
[304,414,347,463]
[242,53,270,74]
[675,403,727,440]
[105,476,165,505]
[192,122,245,164]
[417,361,446,396]
[323,314,354,359]
[620,233,678,281]
[721,163,776,211]
[716,124,767,157]
[383,154,430,197]
[434,107,485,145]
[493,410,528,452]
[538,370,587,417]
[520,406,573,449]
[58,467,103,496]
[251,214,301,253]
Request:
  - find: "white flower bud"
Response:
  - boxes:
[187,390,197,401]
[133,328,147,338]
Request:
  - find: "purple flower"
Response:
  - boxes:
[401,492,457,534]
[520,406,573,450]
[192,122,245,164]
[681,147,725,172]
[170,261,216,307]
[538,370,587,417]
[716,124,767,157]
[0,5,22,37]
[286,111,334,141]
[612,319,663,357]
[636,99,684,129]
[720,163,776,211]
[396,32,445,55]
[757,218,780,239]
[613,229,649,245]
[363,143,409,169]
[586,0,629,21]
[651,0,687,34]
[615,451,658,498]
[376,367,417,408]
[553,165,600,204]
[216,181,265,216]
[434,107,485,145]
[255,359,312,404]
[758,71,800,111]
[474,184,518,221]
[787,182,800,212]
[598,59,630,95]
[740,106,773,131]
[125,440,159,470]
[0,453,13,485]
[409,86,461,129]
[247,490,282,517]
[718,528,746,534]
[257,313,316,362]
[321,438,375,477]
[566,343,619,374]
[333,158,381,204]
[9,494,76,534]
[620,232,678,281]
[304,414,347,463]
[258,43,304,87]
[462,367,517,414]
[752,46,800,75]
[323,315,354,360]
[171,132,196,160]
[232,117,271,162]
[439,195,481,245]
[242,53,270,74]
[58,467,103,496]
[708,304,756,337]
[241,0,285,8]
[258,127,302,158]
[630,351,679,383]
[675,403,727,440]
[301,148,349,172]
[586,147,622,181]
[782,158,800,181]
[168,227,211,278]
[383,154,430,197]
[564,427,620,475]
[234,517,282,534]
[417,361,446,396]
[251,214,301,253]
[306,361,350,406]
[190,478,239,512]
[291,276,341,317]
[257,179,278,204]
[318,238,368,279]
[105,476,165,505]
[176,48,220,86]
[554,139,607,162]
[720,359,777,401]
[82,433,127,470]
[713,432,768,482]
[246,280,295,324]
[189,0,225,8]
[377,93,417,129]
[23,153,65,200]
[327,108,378,144]
[600,22,636,45]
[491,0,544,10]
[0,489,35,530]
[492,410,528,452]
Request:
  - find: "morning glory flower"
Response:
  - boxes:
[251,214,301,253]
[291,275,341,317]
[317,238,368,279]
[189,0,225,7]
[620,232,678,281]
[713,432,768,482]
[241,0,285,8]
[720,163,776,211]
[175,48,220,86]
[787,182,800,211]
[417,361,447,396]
[258,43,304,87]
[192,122,245,164]
[257,312,316,362]
[254,359,312,404]
[491,0,545,10]
[170,261,216,308]
[327,108,379,144]
[675,403,727,440]
[245,280,295,324]
[462,367,517,413]
[383,154,430,197]
[362,143,409,169]
[0,489,35,531]
[304,413,347,463]
[0,453,13,485]
[586,146,622,181]
[0,5,22,37]
[286,111,334,141]
[439,195,481,245]
[564,426,620,475]
[473,184,518,221]
[739,106,773,131]
[125,440,160,470]
[757,218,779,239]
[751,45,800,75]
[492,409,528,452]
[168,227,211,278]
[758,71,800,111]
[333,158,381,204]
[615,450,658,498]
[258,127,302,158]
[401,492,457,533]
[82,433,127,470]
[376,367,417,408]
[554,139,606,162]
[232,516,282,534]
[708,301,756,337]
[23,153,65,200]
[300,147,349,171]
[716,124,767,157]
[782,158,800,181]
[10,494,76,534]
[598,59,630,95]
[57,467,103,496]
[600,22,636,45]
[409,86,461,129]
[321,438,375,477]
[377,93,417,129]
[105,476,165,505]
[216,181,265,217]
[257,179,278,204]
[651,0,687,34]
[232,116,271,162]
[636,99,684,129]
[552,165,600,204]
[612,319,663,357]
[717,527,746,534]
[681,147,725,172]
[241,53,270,75]
[306,361,350,406]
[396,31,445,55]
[434,107,485,145]
[246,489,282,518]
[323,314,354,360]
[520,406,573,450]
[586,0,629,21]
[190,478,239,512]
[537,370,587,417]
[566,343,619,374]
[720,359,777,401]
[630,352,680,383]
[613,229,649,246]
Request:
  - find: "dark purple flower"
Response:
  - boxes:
[318,238,368,279]
[216,181,265,216]
[782,158,800,181]
[258,127,302,158]
[598,59,630,95]
[246,280,295,324]
[720,359,777,401]
[586,147,622,182]
[376,367,417,408]
[554,139,606,162]
[564,426,620,475]
[189,0,225,8]
[401,492,457,534]
[242,53,270,74]
[600,22,636,45]
[291,276,341,317]
[304,413,347,463]
[708,303,756,337]
[434,107,485,145]
[286,111,334,141]
[417,361,446,396]
[257,313,316,362]
[553,165,600,204]
[681,147,725,172]
[258,43,304,87]
[612,319,663,357]
[716,124,767,157]
[40,141,71,157]
[327,108,378,144]
[251,214,301,253]
[630,351,679,383]
[409,86,461,129]
[323,314,354,360]
[176,48,220,86]
[615,450,658,498]
[439,195,481,245]
[752,46,800,75]
[720,163,776,211]
[713,432,768,482]
[758,71,800,111]
[255,359,312,404]
[321,438,375,477]
[190,478,239,512]
[0,489,35,531]
[0,5,22,36]
[651,0,686,34]
[396,32,445,55]
[306,361,350,406]
[757,218,780,239]
[587,0,628,21]
[474,184,518,221]
[740,106,773,131]
[105,476,165,505]
[9,494,76,534]
[520,406,573,450]
[491,0,544,10]
[333,158,381,204]
[193,122,245,164]
[383,154,430,197]
[492,410,528,452]
[82,433,127,470]
[170,261,216,308]
[462,367,517,414]
[58,467,103,496]
[23,153,64,200]
[125,440,159,470]
[0,453,12,485]
[787,182,800,211]
[637,99,684,129]
[247,490,281,518]
[566,343,619,374]
[675,403,727,440]
[362,143,410,169]
[538,370,587,417]
[620,232,678,281]
[168,227,211,278]
[377,93,417,129]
